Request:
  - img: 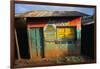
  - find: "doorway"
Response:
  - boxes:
[29,28,44,59]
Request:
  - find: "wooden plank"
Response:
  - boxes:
[27,28,33,59]
[36,28,41,57]
[14,29,21,60]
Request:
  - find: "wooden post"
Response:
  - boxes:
[15,29,21,60]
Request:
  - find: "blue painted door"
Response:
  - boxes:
[30,28,44,58]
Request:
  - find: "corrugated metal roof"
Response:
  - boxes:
[15,10,89,17]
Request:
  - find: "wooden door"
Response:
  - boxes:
[28,28,44,61]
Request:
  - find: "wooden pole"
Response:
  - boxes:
[15,29,21,60]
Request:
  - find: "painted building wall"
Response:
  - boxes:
[44,17,81,59]
[27,17,81,60]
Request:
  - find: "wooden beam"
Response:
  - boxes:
[15,29,21,60]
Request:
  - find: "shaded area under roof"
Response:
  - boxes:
[15,11,89,17]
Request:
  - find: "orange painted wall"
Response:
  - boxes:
[69,17,81,30]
